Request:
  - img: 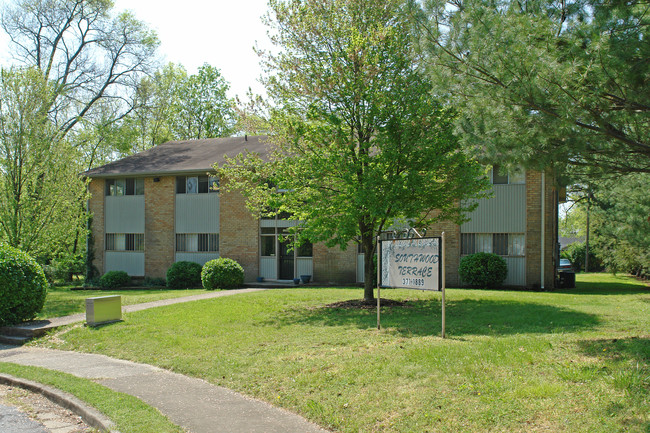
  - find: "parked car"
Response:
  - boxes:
[557,258,575,288]
[558,258,573,272]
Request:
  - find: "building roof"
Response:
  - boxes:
[83,135,269,178]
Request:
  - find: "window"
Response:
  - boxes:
[490,166,526,185]
[297,241,313,257]
[261,227,276,256]
[106,178,144,196]
[176,233,219,252]
[106,233,144,251]
[491,165,509,184]
[461,233,525,257]
[260,227,312,257]
[176,176,219,194]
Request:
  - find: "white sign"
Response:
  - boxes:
[380,237,441,290]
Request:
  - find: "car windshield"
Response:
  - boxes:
[560,259,571,266]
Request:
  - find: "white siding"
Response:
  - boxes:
[260,219,298,228]
[105,196,145,233]
[175,252,220,266]
[175,194,219,233]
[105,252,144,276]
[461,184,526,233]
[260,256,277,279]
[503,257,526,286]
[296,258,313,278]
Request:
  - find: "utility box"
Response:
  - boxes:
[86,295,122,326]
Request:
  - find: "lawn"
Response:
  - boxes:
[0,363,182,433]
[34,273,649,432]
[38,285,209,319]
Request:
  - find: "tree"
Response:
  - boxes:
[124,62,187,151]
[416,0,650,178]
[219,0,489,300]
[171,64,237,140]
[0,67,86,259]
[1,0,159,136]
[590,174,650,277]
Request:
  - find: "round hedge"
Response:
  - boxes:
[0,243,48,326]
[166,261,203,289]
[458,252,508,289]
[98,271,130,289]
[201,258,244,290]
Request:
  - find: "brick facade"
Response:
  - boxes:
[88,179,105,276]
[87,169,557,289]
[313,243,357,284]
[144,176,175,279]
[425,220,462,288]
[525,171,558,289]
[219,185,259,282]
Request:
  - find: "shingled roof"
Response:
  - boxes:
[83,135,269,178]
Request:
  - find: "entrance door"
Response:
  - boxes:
[279,238,294,279]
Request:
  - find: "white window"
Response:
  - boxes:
[490,165,526,185]
[176,233,219,252]
[176,176,219,194]
[106,178,144,196]
[461,233,525,257]
[106,233,144,251]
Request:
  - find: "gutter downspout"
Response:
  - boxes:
[541,172,545,290]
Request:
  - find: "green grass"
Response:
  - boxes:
[0,362,182,433]
[38,285,209,318]
[34,273,649,432]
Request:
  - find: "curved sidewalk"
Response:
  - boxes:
[0,288,329,433]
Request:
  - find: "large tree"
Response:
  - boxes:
[171,64,237,140]
[219,0,489,300]
[0,67,85,258]
[1,0,159,137]
[416,0,650,177]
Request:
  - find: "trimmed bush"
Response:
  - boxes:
[98,271,130,289]
[166,261,203,289]
[458,252,508,289]
[201,258,244,290]
[0,243,48,326]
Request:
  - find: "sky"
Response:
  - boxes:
[113,0,271,99]
[0,0,272,100]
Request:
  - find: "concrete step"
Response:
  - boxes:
[0,334,30,346]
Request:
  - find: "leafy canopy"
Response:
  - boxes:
[219,0,489,298]
[416,0,650,178]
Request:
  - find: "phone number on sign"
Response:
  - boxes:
[401,278,426,287]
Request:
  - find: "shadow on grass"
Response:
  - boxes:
[577,336,649,428]
[577,336,650,364]
[555,278,649,296]
[273,298,600,337]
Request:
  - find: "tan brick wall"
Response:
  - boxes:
[219,185,259,282]
[144,176,175,279]
[526,171,557,289]
[87,179,105,276]
[425,220,462,288]
[313,242,357,284]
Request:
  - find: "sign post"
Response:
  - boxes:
[377,233,446,338]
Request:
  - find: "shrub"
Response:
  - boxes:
[561,242,604,272]
[98,271,130,289]
[458,252,508,289]
[144,277,167,287]
[0,243,48,326]
[166,261,203,289]
[201,258,244,290]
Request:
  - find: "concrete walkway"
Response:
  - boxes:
[0,288,329,433]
